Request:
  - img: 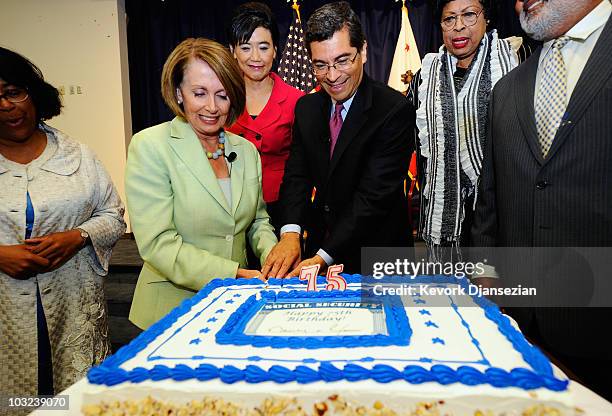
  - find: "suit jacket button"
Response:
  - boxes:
[225,235,233,241]
[255,134,262,140]
[323,204,330,212]
[536,180,549,190]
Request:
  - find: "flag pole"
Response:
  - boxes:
[292,0,301,23]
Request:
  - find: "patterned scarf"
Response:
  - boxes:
[416,30,518,247]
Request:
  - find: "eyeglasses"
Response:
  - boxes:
[0,87,29,104]
[440,9,484,31]
[311,51,360,76]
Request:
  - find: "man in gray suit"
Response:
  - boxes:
[472,0,611,400]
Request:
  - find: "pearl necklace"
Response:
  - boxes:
[205,131,226,160]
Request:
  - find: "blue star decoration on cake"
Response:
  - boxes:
[414,299,426,305]
[207,317,218,323]
[432,337,445,345]
[233,294,241,298]
[225,299,235,304]
[215,309,225,314]
[86,275,571,395]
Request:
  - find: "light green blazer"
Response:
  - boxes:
[126,117,277,329]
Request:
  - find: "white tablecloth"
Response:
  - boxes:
[29,377,612,415]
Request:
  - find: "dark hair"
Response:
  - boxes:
[0,47,62,122]
[228,2,279,49]
[435,0,490,22]
[305,1,365,52]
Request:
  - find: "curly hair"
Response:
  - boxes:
[435,0,491,23]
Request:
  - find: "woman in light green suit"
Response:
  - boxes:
[126,38,278,329]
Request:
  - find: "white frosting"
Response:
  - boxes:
[122,282,521,370]
[89,280,576,414]
[248,307,378,336]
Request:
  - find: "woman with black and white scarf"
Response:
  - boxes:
[408,0,518,259]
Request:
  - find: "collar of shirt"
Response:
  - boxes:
[535,1,611,107]
[330,92,356,122]
[541,0,611,57]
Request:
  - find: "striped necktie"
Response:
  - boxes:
[535,36,571,157]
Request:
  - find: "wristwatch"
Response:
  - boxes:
[76,228,90,247]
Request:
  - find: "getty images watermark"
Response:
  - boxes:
[370,280,536,298]
[363,258,537,306]
[371,258,485,279]
[368,258,535,299]
[361,246,612,307]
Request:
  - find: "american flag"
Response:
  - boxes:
[278,6,314,92]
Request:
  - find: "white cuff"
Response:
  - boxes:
[280,224,301,235]
[316,249,334,266]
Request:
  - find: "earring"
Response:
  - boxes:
[177,99,183,105]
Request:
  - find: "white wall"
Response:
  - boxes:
[0,0,132,222]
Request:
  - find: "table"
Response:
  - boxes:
[29,377,612,415]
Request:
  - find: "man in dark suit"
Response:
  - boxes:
[472,0,612,400]
[262,1,414,277]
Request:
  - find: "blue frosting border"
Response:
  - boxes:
[215,289,411,349]
[87,275,569,391]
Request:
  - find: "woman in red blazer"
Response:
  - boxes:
[227,2,305,231]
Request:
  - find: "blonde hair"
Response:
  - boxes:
[161,38,245,126]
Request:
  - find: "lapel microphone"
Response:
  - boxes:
[225,152,237,176]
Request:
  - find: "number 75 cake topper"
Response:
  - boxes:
[298,264,347,291]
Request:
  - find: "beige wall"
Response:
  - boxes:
[0,0,132,221]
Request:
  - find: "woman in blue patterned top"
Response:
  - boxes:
[0,47,126,397]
